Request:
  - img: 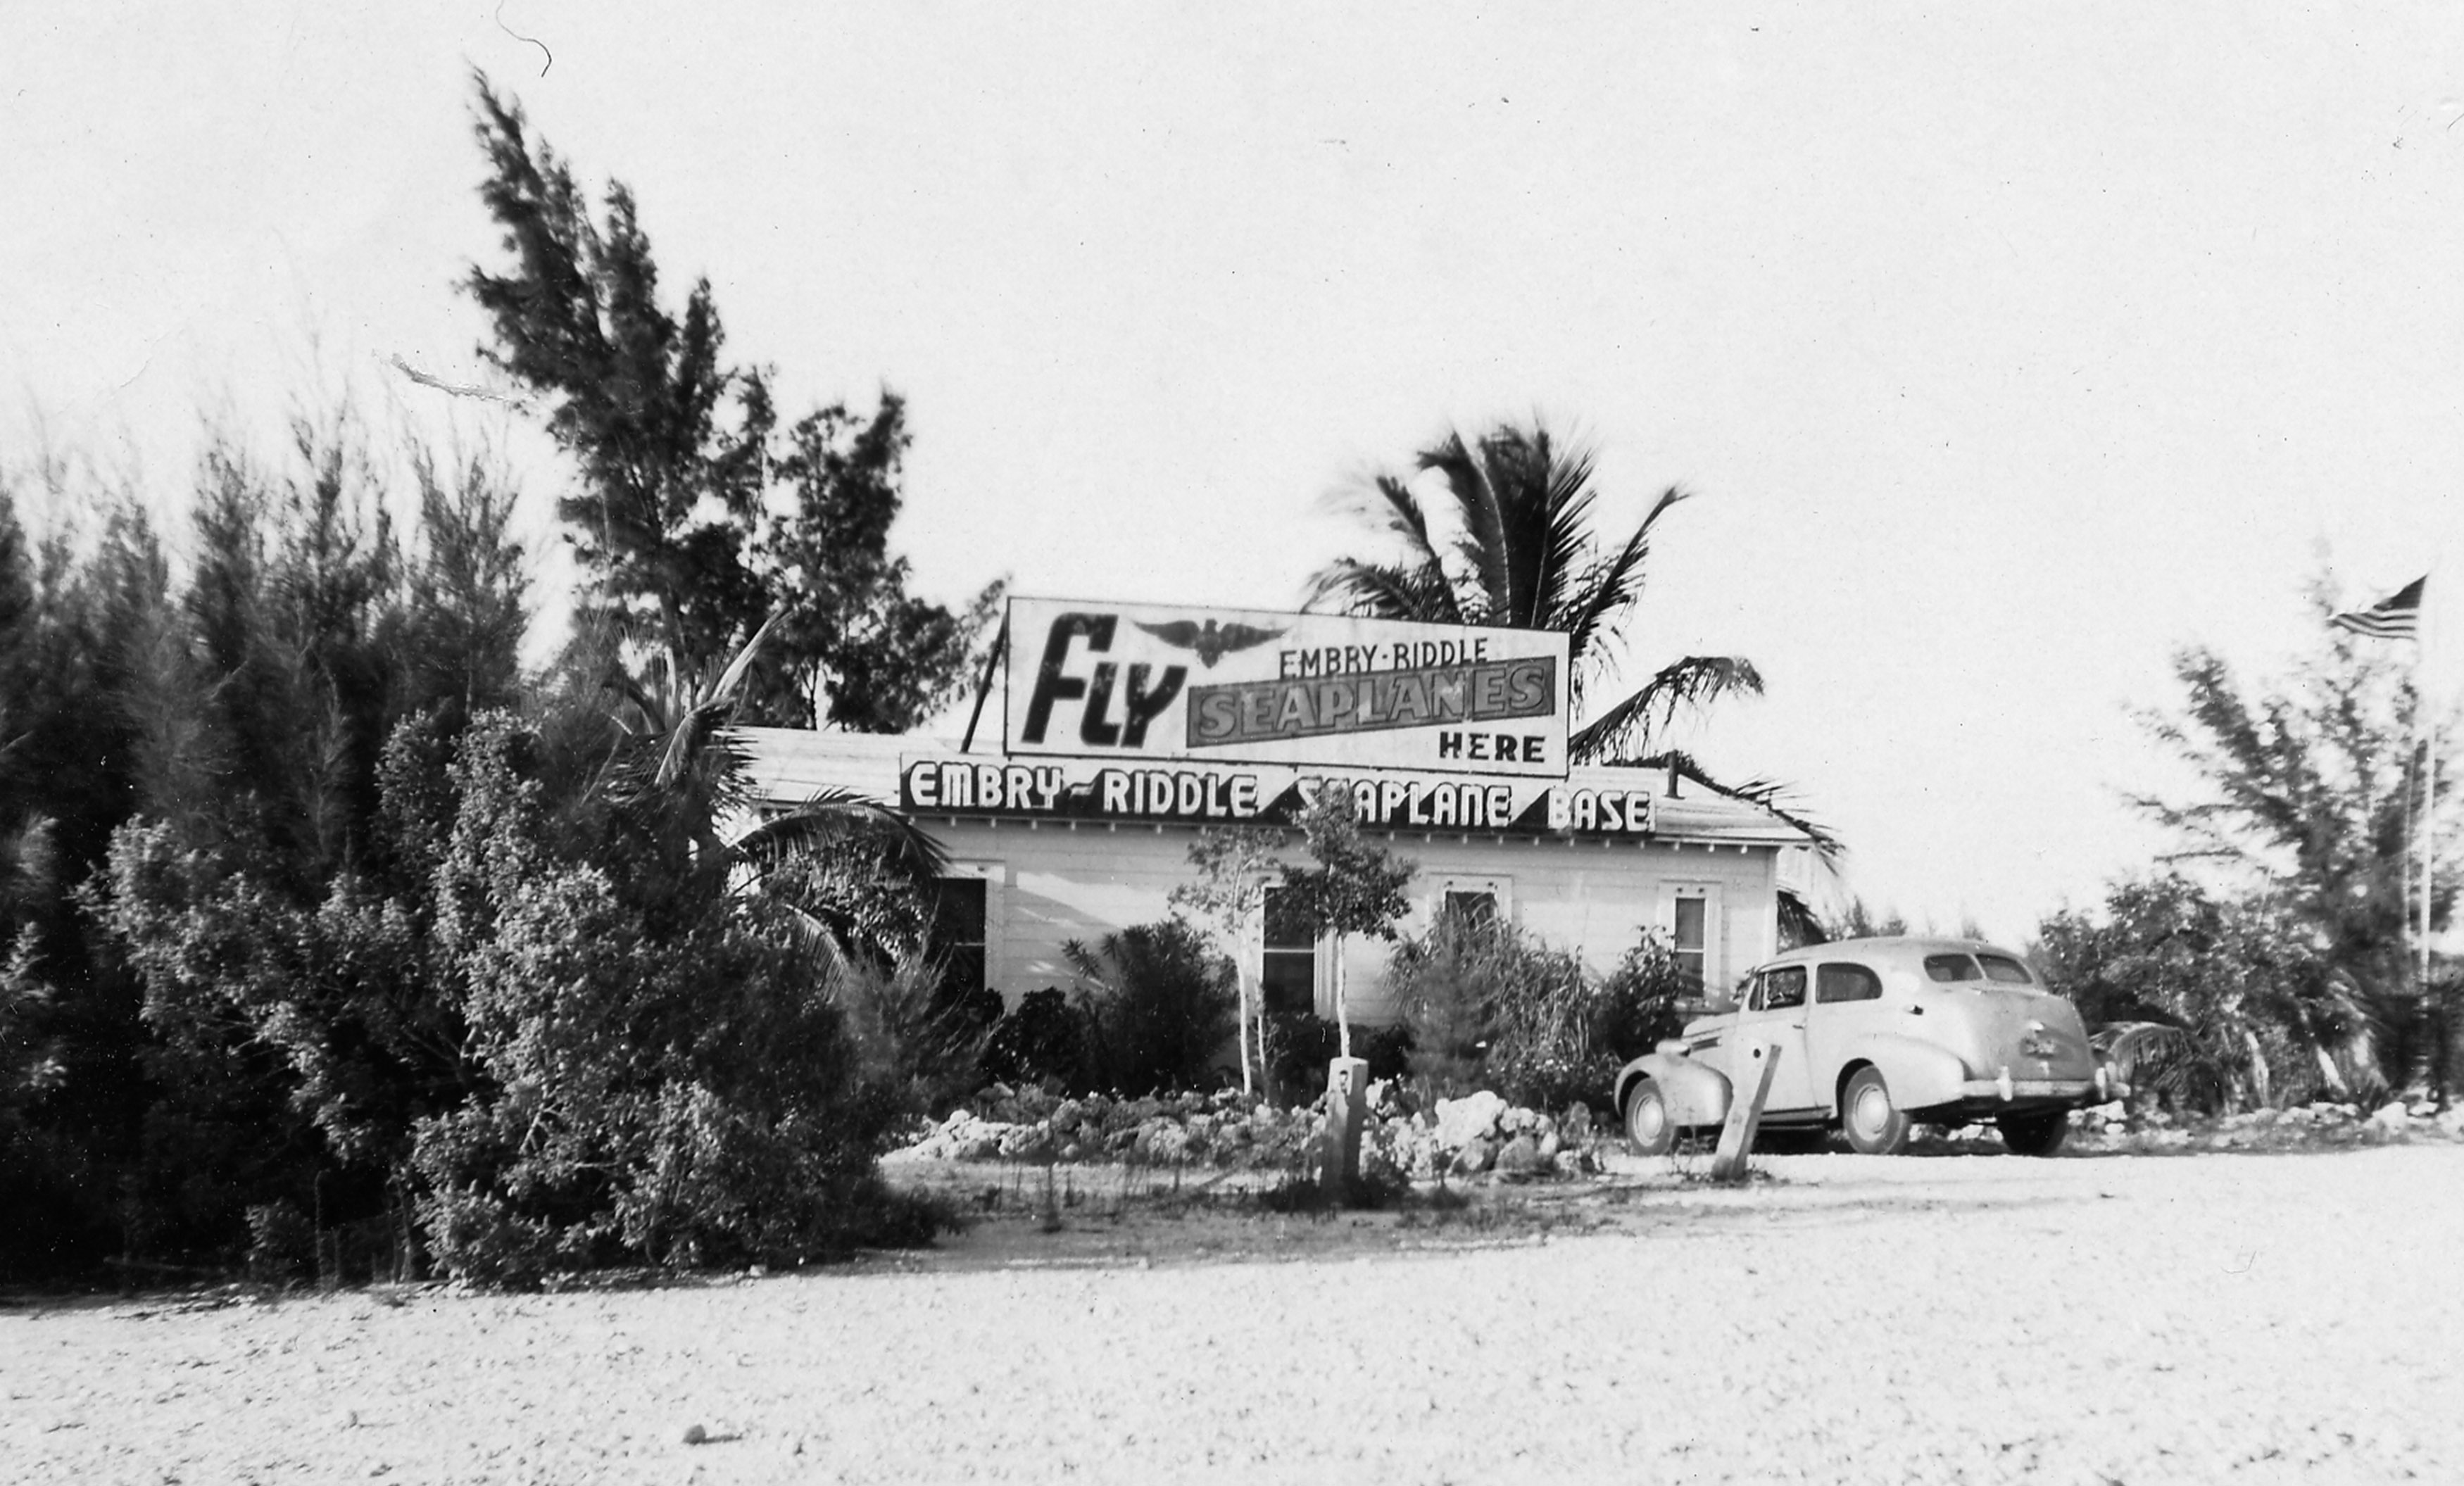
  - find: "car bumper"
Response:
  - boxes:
[1956,1075,2099,1107]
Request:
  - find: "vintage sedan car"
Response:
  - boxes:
[1613,937,2106,1157]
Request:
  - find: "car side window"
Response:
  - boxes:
[1976,953,2034,985]
[1761,965,1807,1010]
[1815,963,1883,1003]
[1923,953,1981,983]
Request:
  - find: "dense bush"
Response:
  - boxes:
[1387,919,1690,1110]
[399,714,938,1280]
[1,79,1000,1285]
[826,949,997,1117]
[1066,919,1238,1095]
[1258,1011,1411,1104]
[2038,875,2389,1112]
[977,988,1095,1091]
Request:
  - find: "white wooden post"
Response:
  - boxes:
[1321,1057,1369,1204]
[1711,1040,1783,1183]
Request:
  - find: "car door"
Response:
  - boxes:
[1735,964,1817,1114]
[1804,959,1889,1116]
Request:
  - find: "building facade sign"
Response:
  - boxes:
[1002,597,1571,777]
[902,754,1654,838]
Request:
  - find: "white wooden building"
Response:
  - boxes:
[739,726,1809,1023]
[738,597,1812,1018]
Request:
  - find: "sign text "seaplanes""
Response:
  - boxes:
[1188,656,1555,750]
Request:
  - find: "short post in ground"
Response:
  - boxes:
[1321,1056,1369,1203]
[1711,1040,1782,1183]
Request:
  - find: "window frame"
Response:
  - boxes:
[1661,883,1719,993]
[1428,873,1514,936]
[930,861,1001,1004]
[1815,962,1885,1005]
[1257,882,1323,1018]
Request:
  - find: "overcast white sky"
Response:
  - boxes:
[8,2,2463,941]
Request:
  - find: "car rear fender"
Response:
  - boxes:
[1836,1035,1968,1114]
[1616,1052,1731,1128]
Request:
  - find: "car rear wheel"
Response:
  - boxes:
[1624,1078,1676,1156]
[1841,1067,1911,1155]
[1997,1109,2070,1157]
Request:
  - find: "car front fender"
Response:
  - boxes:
[1615,1052,1732,1128]
[1837,1034,1969,1114]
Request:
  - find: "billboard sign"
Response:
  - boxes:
[1002,597,1571,778]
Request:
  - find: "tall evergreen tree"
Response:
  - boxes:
[2120,579,2458,1092]
[465,75,997,731]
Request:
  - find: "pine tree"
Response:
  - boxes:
[465,75,997,730]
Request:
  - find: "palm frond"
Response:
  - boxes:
[705,612,781,711]
[1495,425,1595,630]
[1306,472,1466,624]
[1569,655,1764,764]
[1363,472,1445,573]
[1420,431,1511,620]
[731,788,949,880]
[1304,558,1460,625]
[2092,1020,2202,1101]
[1622,748,1842,859]
[738,892,857,979]
[1554,486,1684,685]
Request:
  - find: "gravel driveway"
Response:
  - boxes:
[7,1144,2460,1483]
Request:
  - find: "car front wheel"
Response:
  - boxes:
[1997,1109,2070,1157]
[1841,1067,1911,1155]
[1624,1078,1676,1156]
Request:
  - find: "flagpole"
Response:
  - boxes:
[2418,581,2436,1043]
[2330,574,2437,1099]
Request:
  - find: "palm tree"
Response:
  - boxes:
[1310,419,1835,851]
[590,614,947,957]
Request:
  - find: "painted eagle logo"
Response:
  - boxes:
[1133,618,1286,667]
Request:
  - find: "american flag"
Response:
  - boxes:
[2330,576,2426,641]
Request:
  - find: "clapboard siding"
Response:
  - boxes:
[924,817,1775,1019]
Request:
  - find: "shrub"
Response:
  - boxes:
[1256,1012,1414,1105]
[400,715,931,1282]
[2037,876,2391,1112]
[826,950,993,1116]
[1388,921,1690,1110]
[978,987,1095,1090]
[1067,919,1237,1094]
[244,1201,315,1286]
[1259,1010,1339,1105]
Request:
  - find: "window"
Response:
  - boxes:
[1752,965,1806,1011]
[1441,890,1498,931]
[1671,894,1707,990]
[1816,963,1884,1004]
[1923,953,1981,983]
[1259,886,1317,1016]
[931,876,988,1000]
[1977,953,2035,985]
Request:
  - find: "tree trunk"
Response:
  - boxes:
[1334,933,1351,1059]
[1236,971,1255,1097]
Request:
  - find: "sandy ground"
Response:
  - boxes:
[6,1145,2462,1485]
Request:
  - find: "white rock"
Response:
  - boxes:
[1433,1091,1508,1150]
[2370,1101,2412,1131]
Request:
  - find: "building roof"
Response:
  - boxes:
[736,726,1811,850]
